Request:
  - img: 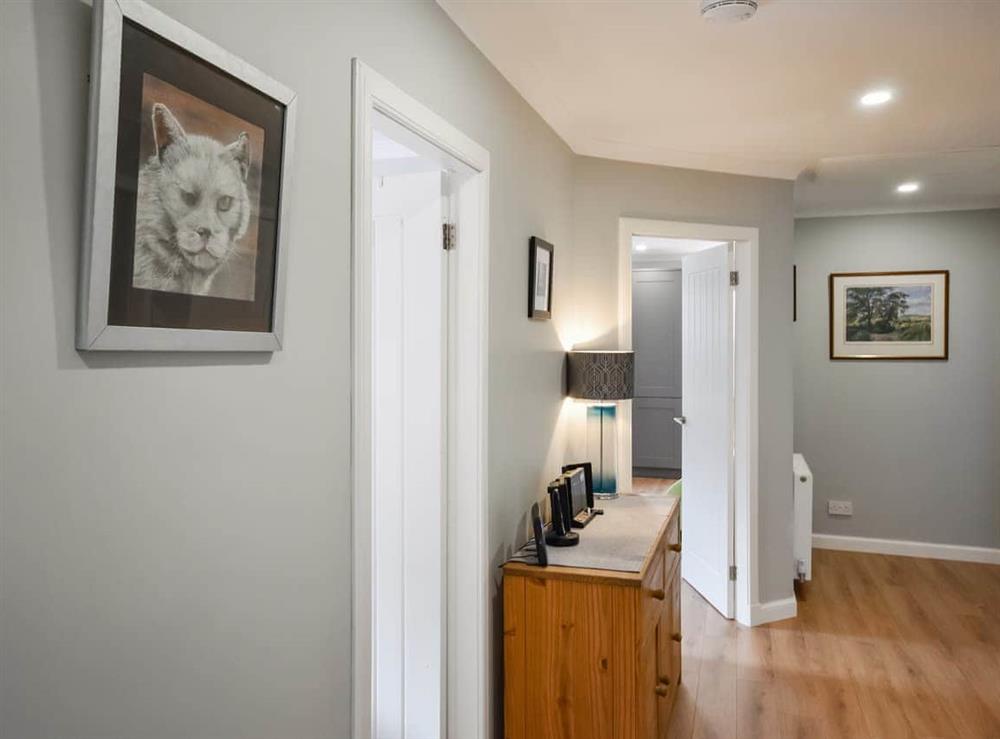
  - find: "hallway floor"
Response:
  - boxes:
[632,476,679,496]
[668,548,1000,738]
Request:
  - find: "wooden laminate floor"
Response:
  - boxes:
[632,476,679,495]
[668,548,1000,738]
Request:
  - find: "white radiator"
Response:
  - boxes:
[793,453,813,581]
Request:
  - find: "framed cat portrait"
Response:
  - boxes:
[77,0,297,351]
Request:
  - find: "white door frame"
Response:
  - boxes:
[618,217,759,627]
[352,60,490,738]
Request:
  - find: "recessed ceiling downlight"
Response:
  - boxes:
[896,182,921,194]
[860,89,893,107]
[700,0,758,23]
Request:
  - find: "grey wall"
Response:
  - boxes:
[2,1,804,734]
[572,156,796,604]
[0,1,575,737]
[794,209,1000,548]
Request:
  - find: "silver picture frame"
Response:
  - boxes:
[78,0,297,351]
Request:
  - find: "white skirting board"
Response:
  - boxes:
[813,533,1000,565]
[750,596,797,626]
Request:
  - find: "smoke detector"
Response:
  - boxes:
[700,0,758,23]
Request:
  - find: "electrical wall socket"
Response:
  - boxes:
[828,500,853,516]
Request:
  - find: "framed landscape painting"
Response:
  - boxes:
[829,270,949,360]
[77,0,297,351]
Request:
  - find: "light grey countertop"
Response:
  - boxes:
[513,494,677,574]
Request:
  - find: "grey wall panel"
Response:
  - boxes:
[632,268,682,471]
[633,269,682,399]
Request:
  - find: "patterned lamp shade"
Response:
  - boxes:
[567,351,635,401]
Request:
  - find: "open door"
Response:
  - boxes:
[371,115,450,738]
[678,243,735,619]
[354,60,491,739]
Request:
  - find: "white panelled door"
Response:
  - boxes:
[680,243,735,619]
[372,168,447,738]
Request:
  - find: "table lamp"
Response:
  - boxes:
[566,350,635,499]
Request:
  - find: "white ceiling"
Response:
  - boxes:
[795,147,1000,217]
[372,129,419,161]
[633,236,727,257]
[438,0,1000,215]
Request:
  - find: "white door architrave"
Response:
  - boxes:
[352,60,491,739]
[618,217,770,627]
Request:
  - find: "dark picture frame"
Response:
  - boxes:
[528,236,554,320]
[793,264,797,322]
[77,0,297,351]
[829,270,949,361]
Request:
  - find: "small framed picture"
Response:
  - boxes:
[829,270,949,360]
[528,236,554,320]
[793,265,797,322]
[77,0,297,351]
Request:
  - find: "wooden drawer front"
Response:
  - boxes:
[641,546,666,638]
[655,600,676,736]
[670,638,682,700]
[638,630,659,739]
[663,513,681,578]
[671,570,681,637]
[669,572,682,690]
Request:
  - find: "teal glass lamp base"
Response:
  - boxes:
[587,404,619,499]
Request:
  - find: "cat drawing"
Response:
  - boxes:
[132,103,251,297]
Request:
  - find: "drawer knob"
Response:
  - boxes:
[649,588,665,601]
[655,679,671,696]
[669,543,682,553]
[671,632,682,642]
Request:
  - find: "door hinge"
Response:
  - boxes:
[729,565,737,581]
[442,223,456,251]
[730,270,739,287]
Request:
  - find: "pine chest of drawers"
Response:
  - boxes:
[503,496,681,739]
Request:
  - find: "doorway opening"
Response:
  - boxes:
[631,236,729,483]
[352,61,491,739]
[631,236,734,617]
[618,218,771,627]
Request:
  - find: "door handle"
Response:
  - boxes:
[673,416,686,426]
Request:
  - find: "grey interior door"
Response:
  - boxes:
[633,397,682,469]
[632,269,682,471]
